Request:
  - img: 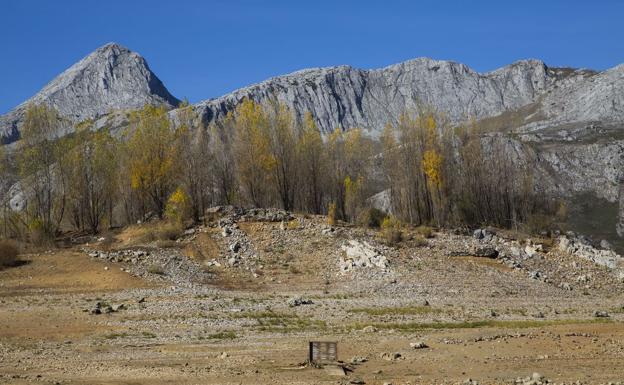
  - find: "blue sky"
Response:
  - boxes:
[1,0,623,114]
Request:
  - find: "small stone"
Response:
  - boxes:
[410,341,429,349]
[219,352,229,359]
[229,242,241,253]
[594,310,610,318]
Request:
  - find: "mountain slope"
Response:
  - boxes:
[194,58,556,135]
[0,43,179,144]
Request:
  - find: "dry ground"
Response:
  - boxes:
[1,215,623,385]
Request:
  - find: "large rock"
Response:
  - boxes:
[339,239,388,273]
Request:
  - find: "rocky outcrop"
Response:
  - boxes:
[0,43,179,144]
[194,58,553,136]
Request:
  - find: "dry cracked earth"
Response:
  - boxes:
[1,208,624,385]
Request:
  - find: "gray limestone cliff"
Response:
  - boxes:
[0,43,179,144]
[194,58,552,136]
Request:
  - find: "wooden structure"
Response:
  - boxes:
[308,341,337,363]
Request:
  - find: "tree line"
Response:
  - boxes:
[0,99,555,242]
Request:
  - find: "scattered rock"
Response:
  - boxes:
[473,247,498,258]
[380,352,402,361]
[229,241,241,253]
[409,341,428,349]
[593,310,610,318]
[600,239,612,250]
[524,242,543,258]
[287,296,313,307]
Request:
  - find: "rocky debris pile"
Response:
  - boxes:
[84,247,212,287]
[339,240,389,274]
[558,234,624,271]
[205,206,296,270]
[467,227,624,289]
[238,208,293,223]
[218,220,257,268]
[473,228,497,242]
[206,206,293,223]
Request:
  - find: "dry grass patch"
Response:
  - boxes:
[348,318,613,332]
[0,240,20,268]
[348,306,447,316]
[232,311,327,332]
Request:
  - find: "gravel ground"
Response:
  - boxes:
[1,209,624,384]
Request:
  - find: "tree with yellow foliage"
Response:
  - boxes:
[232,99,271,207]
[165,186,190,226]
[66,123,119,233]
[173,100,213,222]
[18,103,67,238]
[297,112,325,213]
[325,127,373,221]
[209,118,237,205]
[126,104,177,218]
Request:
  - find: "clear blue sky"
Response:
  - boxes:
[1,0,623,114]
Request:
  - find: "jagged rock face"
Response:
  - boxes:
[0,43,179,144]
[195,58,552,136]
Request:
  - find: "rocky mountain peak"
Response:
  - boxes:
[0,42,179,144]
